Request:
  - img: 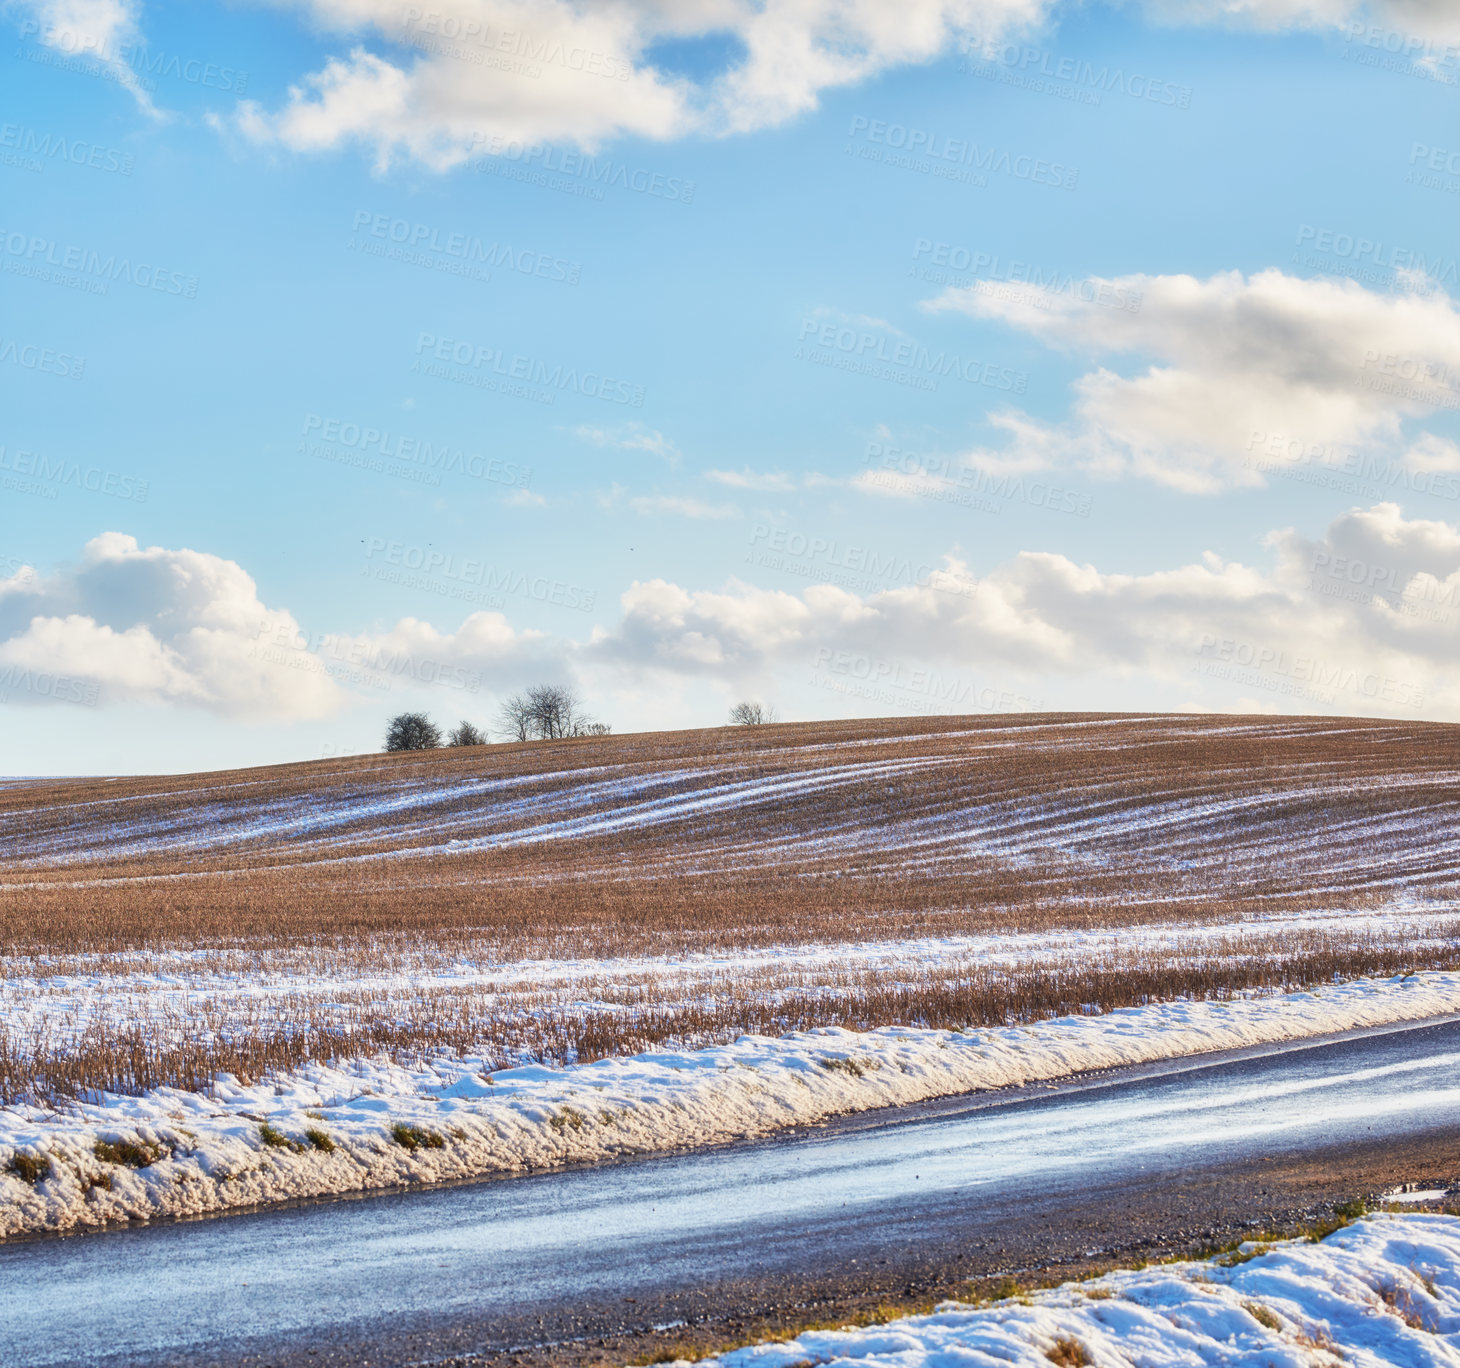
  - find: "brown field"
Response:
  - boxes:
[4,712,1460,1104]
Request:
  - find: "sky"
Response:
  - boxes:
[2,0,1460,774]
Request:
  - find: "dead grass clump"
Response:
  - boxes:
[1244,1302,1282,1331]
[1377,1280,1436,1331]
[1045,1335,1091,1366]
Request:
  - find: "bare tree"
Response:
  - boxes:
[497,691,535,742]
[497,684,607,741]
[384,712,442,751]
[447,720,487,747]
[729,701,778,726]
[528,683,586,739]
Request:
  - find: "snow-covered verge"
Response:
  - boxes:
[683,1213,1460,1368]
[3,972,1459,1240]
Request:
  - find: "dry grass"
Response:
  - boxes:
[2,924,1455,1106]
[3,713,1460,1107]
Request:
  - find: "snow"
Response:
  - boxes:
[685,1212,1460,1368]
[3,970,1460,1239]
[7,902,1456,1087]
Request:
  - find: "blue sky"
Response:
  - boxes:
[3,0,1460,773]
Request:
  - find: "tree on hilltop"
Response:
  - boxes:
[384,712,442,751]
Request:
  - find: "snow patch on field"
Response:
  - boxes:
[688,1212,1460,1368]
[2,973,1459,1240]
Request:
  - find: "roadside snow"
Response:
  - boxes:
[686,1212,1460,1368]
[3,972,1459,1239]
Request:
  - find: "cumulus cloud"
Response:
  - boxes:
[217,0,1460,169]
[16,1,1455,157]
[581,503,1460,715]
[330,611,561,696]
[227,0,1054,167]
[0,533,339,716]
[924,269,1460,493]
[12,510,1460,723]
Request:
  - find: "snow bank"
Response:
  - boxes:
[3,971,1459,1240]
[689,1212,1460,1368]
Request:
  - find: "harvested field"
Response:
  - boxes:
[6,712,1460,960]
[2,712,1460,1106]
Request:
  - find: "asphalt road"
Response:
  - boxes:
[5,1018,1460,1368]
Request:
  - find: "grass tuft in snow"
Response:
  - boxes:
[92,1137,164,1169]
[258,1122,303,1152]
[5,1151,48,1184]
[390,1122,444,1152]
[1242,1300,1281,1330]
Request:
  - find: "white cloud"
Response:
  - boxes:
[8,0,160,114]
[628,493,740,519]
[925,269,1460,493]
[705,468,838,492]
[13,507,1460,724]
[228,0,1055,167]
[581,503,1459,715]
[332,611,560,693]
[0,533,339,717]
[18,0,1458,157]
[1143,0,1460,45]
[505,487,548,507]
[574,422,681,464]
